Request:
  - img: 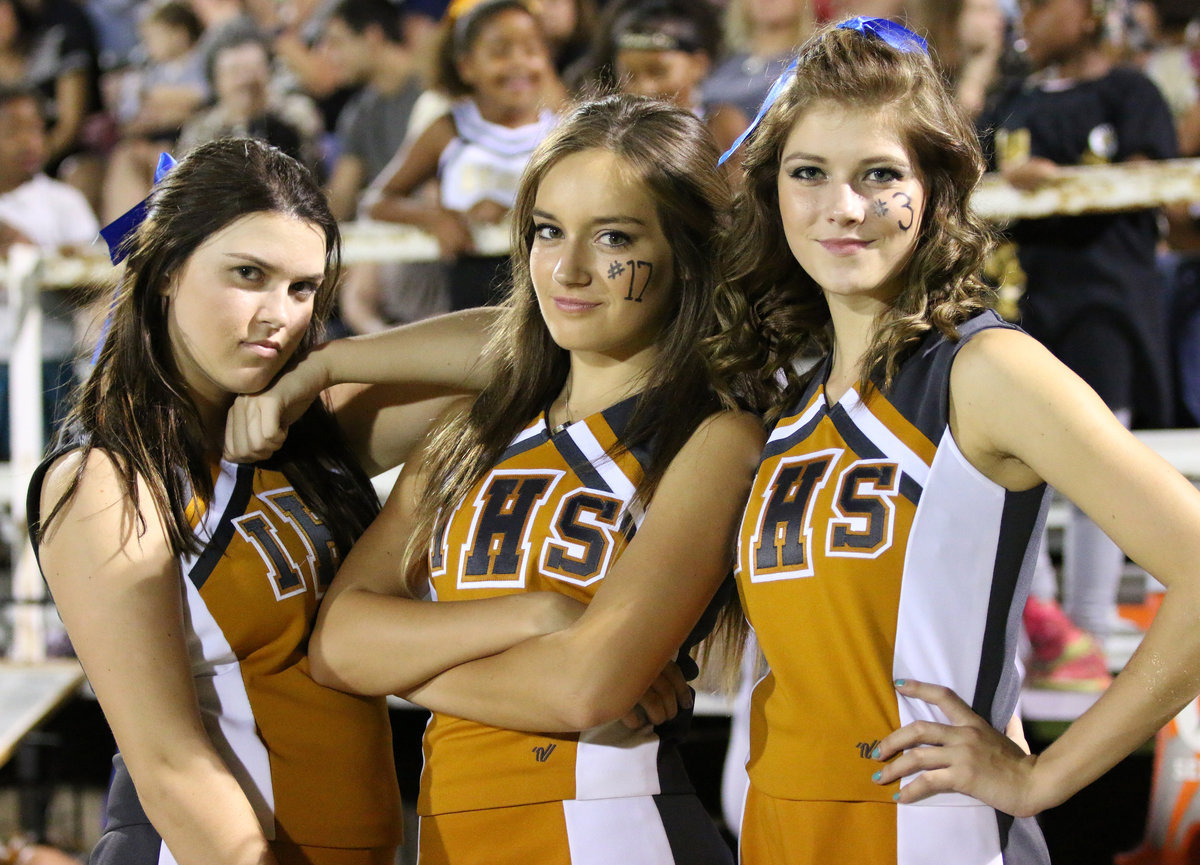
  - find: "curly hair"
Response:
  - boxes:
[708,22,996,421]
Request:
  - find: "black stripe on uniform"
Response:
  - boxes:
[652,793,736,865]
[761,406,827,462]
[89,752,165,865]
[187,464,256,590]
[970,484,1048,723]
[828,404,923,506]
[497,424,552,464]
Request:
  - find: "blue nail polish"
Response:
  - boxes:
[872,771,882,782]
[892,793,900,802]
[871,746,880,760]
[894,678,907,687]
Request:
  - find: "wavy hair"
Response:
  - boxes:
[709,22,996,420]
[40,138,378,560]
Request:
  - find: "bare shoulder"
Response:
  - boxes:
[669,409,766,478]
[692,408,766,450]
[950,325,1053,391]
[38,448,169,561]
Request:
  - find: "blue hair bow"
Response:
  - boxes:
[717,17,929,167]
[99,151,177,265]
[93,151,176,364]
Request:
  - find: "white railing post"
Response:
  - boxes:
[7,243,45,662]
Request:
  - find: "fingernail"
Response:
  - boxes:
[871,746,880,759]
[894,679,907,688]
[892,793,900,802]
[872,771,882,782]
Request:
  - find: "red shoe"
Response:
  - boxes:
[1023,597,1113,692]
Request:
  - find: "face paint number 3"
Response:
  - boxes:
[872,194,914,231]
[607,259,654,302]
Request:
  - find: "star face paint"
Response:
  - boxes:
[529,148,676,362]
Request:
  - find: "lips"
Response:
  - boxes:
[552,297,600,313]
[819,238,872,255]
[242,340,282,358]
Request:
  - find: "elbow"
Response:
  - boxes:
[554,675,642,731]
[307,625,388,696]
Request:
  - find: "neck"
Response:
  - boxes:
[1044,46,1109,82]
[369,46,414,93]
[474,95,540,128]
[550,345,657,430]
[824,294,886,402]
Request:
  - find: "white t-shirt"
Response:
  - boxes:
[0,173,100,359]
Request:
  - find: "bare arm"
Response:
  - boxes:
[47,70,89,162]
[324,154,366,223]
[38,452,277,865]
[876,328,1200,815]
[309,414,586,693]
[224,308,498,469]
[403,410,765,732]
[362,116,475,258]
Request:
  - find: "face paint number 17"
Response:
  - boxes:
[607,259,654,302]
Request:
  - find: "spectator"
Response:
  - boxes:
[978,0,1179,687]
[364,0,560,311]
[0,85,99,459]
[703,0,813,121]
[914,0,1012,117]
[179,31,323,176]
[101,0,208,222]
[570,0,747,153]
[322,0,423,221]
[19,0,106,207]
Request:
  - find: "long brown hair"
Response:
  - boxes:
[402,93,735,593]
[39,138,378,559]
[709,22,996,421]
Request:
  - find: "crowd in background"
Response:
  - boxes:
[0,0,1196,348]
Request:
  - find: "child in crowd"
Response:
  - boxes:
[570,0,747,153]
[702,0,812,121]
[101,0,208,223]
[978,0,1179,689]
[364,0,561,311]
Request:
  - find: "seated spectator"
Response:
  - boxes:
[0,0,29,87]
[702,0,812,121]
[913,0,1011,118]
[101,0,209,222]
[322,0,423,221]
[364,0,561,311]
[178,30,323,176]
[19,0,106,208]
[0,85,99,459]
[568,0,746,153]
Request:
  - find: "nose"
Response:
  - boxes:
[827,182,866,226]
[552,241,591,288]
[256,283,289,328]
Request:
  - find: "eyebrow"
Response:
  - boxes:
[781,151,910,166]
[224,252,324,284]
[531,208,647,227]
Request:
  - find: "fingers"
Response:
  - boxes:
[619,703,651,731]
[625,662,695,731]
[224,395,288,463]
[893,678,979,726]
